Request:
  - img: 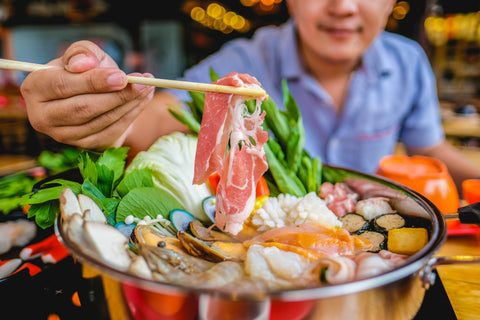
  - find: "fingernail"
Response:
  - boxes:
[132,73,153,92]
[66,54,88,71]
[131,83,147,92]
[107,72,126,89]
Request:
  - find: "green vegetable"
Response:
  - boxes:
[263,141,306,197]
[24,179,82,227]
[37,147,81,175]
[115,187,184,223]
[115,168,154,198]
[168,104,201,134]
[0,148,82,215]
[22,146,160,228]
[126,132,212,222]
[0,171,42,213]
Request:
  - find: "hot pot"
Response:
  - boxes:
[55,165,480,320]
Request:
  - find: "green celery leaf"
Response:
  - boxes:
[37,148,81,174]
[78,152,98,185]
[96,164,115,197]
[82,179,106,204]
[97,147,128,188]
[22,180,82,205]
[28,200,59,229]
[103,197,120,225]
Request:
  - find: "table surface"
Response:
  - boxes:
[437,232,480,320]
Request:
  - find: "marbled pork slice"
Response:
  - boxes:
[193,72,268,234]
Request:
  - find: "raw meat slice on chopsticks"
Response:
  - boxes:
[193,72,268,235]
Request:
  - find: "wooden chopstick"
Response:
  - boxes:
[0,58,268,98]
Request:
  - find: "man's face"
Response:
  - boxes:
[286,0,396,64]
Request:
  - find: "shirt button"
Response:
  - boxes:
[330,138,339,148]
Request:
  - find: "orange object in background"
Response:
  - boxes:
[462,179,480,204]
[375,155,459,214]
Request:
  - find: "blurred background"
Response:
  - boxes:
[1,0,480,162]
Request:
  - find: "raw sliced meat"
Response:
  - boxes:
[319,182,358,217]
[193,72,268,234]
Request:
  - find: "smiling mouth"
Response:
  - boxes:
[317,24,362,37]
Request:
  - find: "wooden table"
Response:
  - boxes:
[0,154,37,176]
[437,232,480,320]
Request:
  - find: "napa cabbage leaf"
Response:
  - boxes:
[126,132,212,222]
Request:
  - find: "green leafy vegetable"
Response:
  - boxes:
[115,168,154,198]
[37,148,81,175]
[115,187,184,223]
[1,148,82,215]
[0,172,42,213]
[22,147,130,228]
[24,180,82,227]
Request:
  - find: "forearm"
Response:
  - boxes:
[123,90,190,157]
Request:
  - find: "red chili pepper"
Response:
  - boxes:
[20,234,60,260]
[208,172,221,194]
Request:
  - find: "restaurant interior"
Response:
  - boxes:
[1,0,480,165]
[1,0,480,319]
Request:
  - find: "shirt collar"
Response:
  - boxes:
[280,21,394,84]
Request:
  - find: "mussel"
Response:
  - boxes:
[130,224,184,254]
[189,220,235,242]
[177,231,245,262]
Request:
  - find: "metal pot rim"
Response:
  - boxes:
[55,165,448,301]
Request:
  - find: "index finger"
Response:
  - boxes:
[23,66,128,101]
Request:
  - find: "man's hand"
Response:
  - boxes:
[21,40,155,150]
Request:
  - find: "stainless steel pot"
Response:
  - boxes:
[55,165,480,320]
